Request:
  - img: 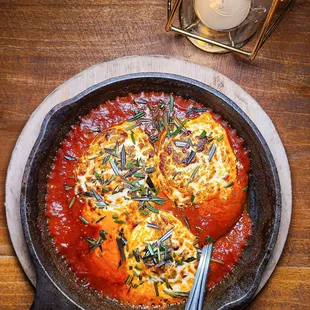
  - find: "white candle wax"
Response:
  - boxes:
[194,0,251,31]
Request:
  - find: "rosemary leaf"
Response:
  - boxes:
[128,111,145,122]
[68,197,75,209]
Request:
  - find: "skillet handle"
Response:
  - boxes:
[30,268,79,310]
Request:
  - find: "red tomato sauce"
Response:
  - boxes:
[45,92,252,306]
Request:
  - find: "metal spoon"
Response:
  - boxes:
[185,244,213,310]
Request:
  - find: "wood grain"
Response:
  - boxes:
[0,0,309,309]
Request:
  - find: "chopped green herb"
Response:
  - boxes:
[148,244,155,256]
[194,205,200,209]
[190,166,200,179]
[64,155,77,161]
[125,275,134,286]
[92,189,103,201]
[83,191,94,198]
[94,172,104,185]
[79,216,89,225]
[182,150,196,165]
[211,258,224,265]
[163,290,189,298]
[171,119,188,136]
[206,236,215,243]
[68,197,75,209]
[96,216,106,223]
[114,219,126,224]
[200,130,207,138]
[128,111,145,122]
[224,181,234,188]
[112,185,120,194]
[217,135,224,142]
[147,222,160,230]
[185,257,196,263]
[243,186,248,191]
[112,214,118,219]
[154,282,159,297]
[190,195,195,203]
[146,204,159,214]
[208,143,217,161]
[102,154,111,164]
[134,172,145,178]
[96,201,108,208]
[64,184,74,191]
[131,131,136,144]
[183,216,190,229]
[125,123,139,131]
[172,171,180,179]
[139,209,149,216]
[146,167,156,174]
[120,145,126,170]
[169,94,174,113]
[116,237,126,261]
[110,159,120,176]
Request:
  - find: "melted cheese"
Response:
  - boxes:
[124,211,197,298]
[155,113,237,206]
[74,123,156,213]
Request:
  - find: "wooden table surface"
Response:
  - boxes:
[0,0,309,309]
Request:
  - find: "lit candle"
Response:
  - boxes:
[194,0,251,31]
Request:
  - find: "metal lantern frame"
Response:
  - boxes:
[165,0,295,60]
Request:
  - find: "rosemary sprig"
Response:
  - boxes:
[174,140,189,148]
[169,94,174,113]
[95,216,106,223]
[211,258,224,265]
[217,134,224,142]
[102,154,111,164]
[94,172,104,185]
[190,166,200,179]
[68,197,75,208]
[64,155,78,161]
[224,181,234,188]
[116,237,127,261]
[182,150,196,165]
[183,216,190,229]
[92,189,103,201]
[110,159,120,176]
[208,143,217,161]
[186,107,207,115]
[206,236,215,243]
[147,222,160,230]
[163,289,189,298]
[146,204,159,214]
[171,119,188,136]
[79,216,89,224]
[131,131,136,144]
[128,111,145,122]
[64,184,74,191]
[154,282,159,297]
[120,145,126,170]
[185,257,196,263]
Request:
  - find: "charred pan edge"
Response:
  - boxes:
[20,72,281,310]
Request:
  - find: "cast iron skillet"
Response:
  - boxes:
[21,73,281,310]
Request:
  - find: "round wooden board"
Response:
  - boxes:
[5,55,291,297]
